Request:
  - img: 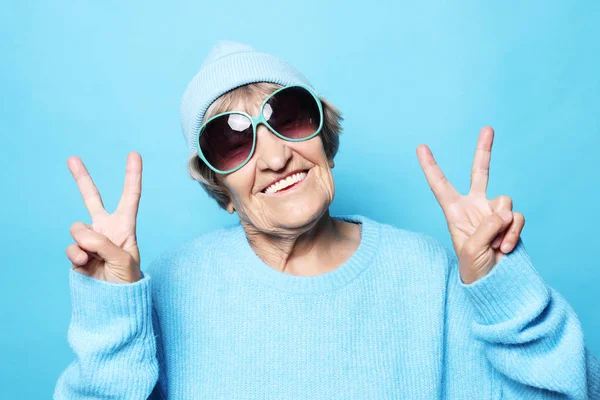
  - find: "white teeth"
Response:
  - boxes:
[264,171,307,194]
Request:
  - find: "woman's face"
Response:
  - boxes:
[216,98,336,234]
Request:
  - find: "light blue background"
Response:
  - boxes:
[1,1,598,398]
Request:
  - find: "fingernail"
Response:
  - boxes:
[498,211,512,222]
[501,243,511,252]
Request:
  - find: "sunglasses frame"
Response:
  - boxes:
[196,84,324,175]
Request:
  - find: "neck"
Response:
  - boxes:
[241,209,357,276]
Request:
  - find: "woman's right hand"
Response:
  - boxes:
[66,152,144,284]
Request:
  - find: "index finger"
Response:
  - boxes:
[67,156,107,219]
[416,144,461,210]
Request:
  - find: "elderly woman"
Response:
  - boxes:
[55,41,599,399]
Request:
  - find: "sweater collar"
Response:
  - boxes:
[227,214,380,294]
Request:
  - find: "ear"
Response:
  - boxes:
[215,177,235,214]
[226,200,235,214]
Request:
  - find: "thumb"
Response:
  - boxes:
[72,225,132,265]
[468,211,513,251]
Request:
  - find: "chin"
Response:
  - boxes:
[271,201,328,229]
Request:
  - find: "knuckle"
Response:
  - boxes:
[505,230,517,242]
[515,211,525,223]
[462,242,477,258]
[499,195,513,209]
[91,234,108,249]
[66,244,82,263]
[70,221,84,235]
[488,214,503,227]
[66,243,79,253]
[472,166,489,177]
[71,237,87,250]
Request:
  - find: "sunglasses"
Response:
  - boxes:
[196,84,324,174]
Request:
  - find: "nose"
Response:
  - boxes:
[254,123,292,172]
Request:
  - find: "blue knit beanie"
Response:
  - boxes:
[179,40,315,157]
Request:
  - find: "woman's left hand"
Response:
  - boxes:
[416,126,526,284]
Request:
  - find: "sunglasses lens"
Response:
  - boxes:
[199,113,253,172]
[263,86,321,139]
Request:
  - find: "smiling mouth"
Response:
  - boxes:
[261,170,309,194]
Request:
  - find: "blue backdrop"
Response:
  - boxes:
[1,1,598,398]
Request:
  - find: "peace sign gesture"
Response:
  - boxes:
[65,152,144,284]
[417,127,525,284]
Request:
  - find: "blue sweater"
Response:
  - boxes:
[54,214,600,399]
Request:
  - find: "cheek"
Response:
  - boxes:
[221,166,256,202]
[290,138,329,166]
[321,170,336,198]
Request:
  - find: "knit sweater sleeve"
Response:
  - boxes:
[53,268,161,399]
[447,238,600,399]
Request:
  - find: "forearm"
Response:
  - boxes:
[450,239,600,399]
[54,269,159,399]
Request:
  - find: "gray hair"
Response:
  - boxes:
[187,82,343,210]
